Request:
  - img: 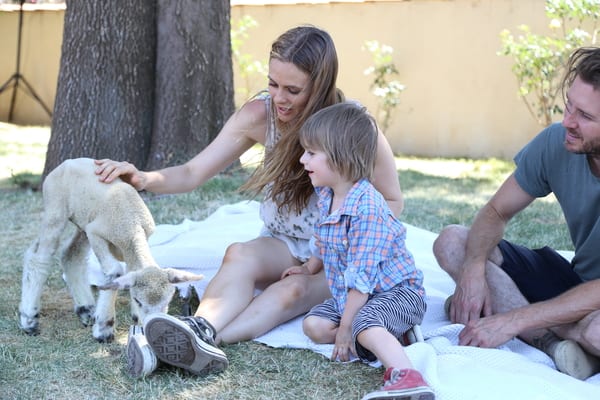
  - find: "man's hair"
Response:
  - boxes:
[562,47,600,96]
[300,102,378,182]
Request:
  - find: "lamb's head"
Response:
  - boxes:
[97,266,203,324]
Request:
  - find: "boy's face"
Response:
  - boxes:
[299,147,341,188]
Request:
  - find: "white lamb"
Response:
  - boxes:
[19,157,203,342]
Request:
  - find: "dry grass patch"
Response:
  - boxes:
[0,123,571,399]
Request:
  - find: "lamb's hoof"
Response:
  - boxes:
[75,305,95,327]
[94,333,115,343]
[19,312,40,335]
[93,319,115,343]
[21,325,40,336]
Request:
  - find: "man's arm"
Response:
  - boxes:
[459,279,600,348]
[453,173,535,324]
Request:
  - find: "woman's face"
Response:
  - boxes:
[267,59,311,123]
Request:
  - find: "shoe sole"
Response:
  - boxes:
[127,335,152,378]
[127,328,158,379]
[361,386,435,400]
[144,314,228,375]
[401,325,424,346]
[554,339,600,380]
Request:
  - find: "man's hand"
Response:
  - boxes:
[451,268,492,324]
[459,312,518,348]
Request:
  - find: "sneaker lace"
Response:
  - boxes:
[383,369,406,388]
[532,331,560,356]
[180,316,218,346]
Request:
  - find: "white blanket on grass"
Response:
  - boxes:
[95,200,600,399]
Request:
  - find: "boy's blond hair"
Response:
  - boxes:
[300,102,378,182]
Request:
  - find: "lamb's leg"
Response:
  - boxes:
[86,227,124,279]
[121,227,156,271]
[93,287,118,343]
[19,219,66,335]
[61,229,96,327]
[121,227,156,324]
[86,226,123,343]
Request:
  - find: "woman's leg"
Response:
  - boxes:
[218,269,330,343]
[142,236,313,375]
[193,236,298,331]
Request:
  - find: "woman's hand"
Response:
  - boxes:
[281,257,323,279]
[281,264,310,280]
[94,159,146,191]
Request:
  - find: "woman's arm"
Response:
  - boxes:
[95,99,267,194]
[371,131,403,216]
[452,173,535,324]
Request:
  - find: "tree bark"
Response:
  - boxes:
[44,0,234,178]
[44,0,156,177]
[146,0,234,170]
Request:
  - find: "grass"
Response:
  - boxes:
[0,124,571,400]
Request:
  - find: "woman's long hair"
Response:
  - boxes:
[241,25,344,214]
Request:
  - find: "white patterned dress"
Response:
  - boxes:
[257,94,319,262]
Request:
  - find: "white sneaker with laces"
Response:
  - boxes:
[127,325,158,378]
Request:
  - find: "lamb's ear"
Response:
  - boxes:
[96,271,139,290]
[164,268,204,283]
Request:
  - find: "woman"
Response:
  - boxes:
[95,25,403,377]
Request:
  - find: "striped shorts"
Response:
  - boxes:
[305,285,426,362]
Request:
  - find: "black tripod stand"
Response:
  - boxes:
[0,0,53,122]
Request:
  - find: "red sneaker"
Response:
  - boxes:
[361,368,435,400]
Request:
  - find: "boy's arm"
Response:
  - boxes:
[339,289,368,330]
[332,289,368,362]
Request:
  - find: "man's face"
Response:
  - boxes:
[562,76,600,155]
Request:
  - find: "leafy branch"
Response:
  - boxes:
[363,40,405,132]
[499,0,600,127]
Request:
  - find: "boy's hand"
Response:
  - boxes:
[331,325,355,362]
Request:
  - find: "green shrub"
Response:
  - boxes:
[499,0,600,126]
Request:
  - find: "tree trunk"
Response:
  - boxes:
[44,0,234,178]
[44,0,156,177]
[145,0,234,170]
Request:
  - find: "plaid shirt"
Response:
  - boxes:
[314,179,424,314]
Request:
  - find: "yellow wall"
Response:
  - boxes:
[0,6,63,127]
[0,1,558,158]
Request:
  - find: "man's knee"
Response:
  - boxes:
[580,310,600,355]
[433,224,468,272]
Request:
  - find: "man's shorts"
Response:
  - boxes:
[498,240,583,303]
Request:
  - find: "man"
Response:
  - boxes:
[433,46,600,380]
